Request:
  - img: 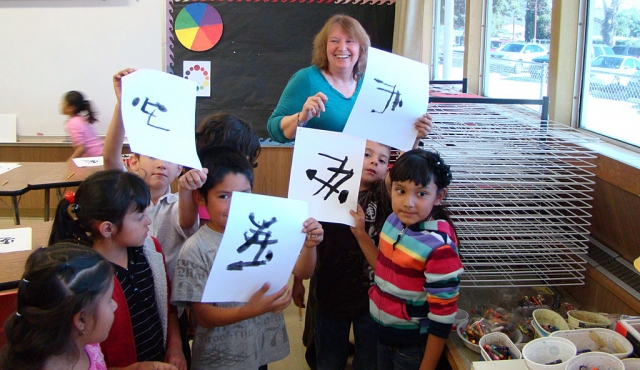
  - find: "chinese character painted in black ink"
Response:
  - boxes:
[131,97,169,131]
[306,153,353,204]
[371,78,403,114]
[0,237,15,245]
[227,213,278,271]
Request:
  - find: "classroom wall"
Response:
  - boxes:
[0,0,164,137]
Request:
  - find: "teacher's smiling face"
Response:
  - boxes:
[326,25,360,74]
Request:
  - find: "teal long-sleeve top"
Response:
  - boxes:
[267,66,363,143]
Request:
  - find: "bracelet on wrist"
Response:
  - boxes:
[297,112,307,127]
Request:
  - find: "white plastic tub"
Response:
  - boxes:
[567,310,612,329]
[550,328,633,358]
[532,308,569,338]
[564,352,624,370]
[479,332,522,361]
[522,337,576,370]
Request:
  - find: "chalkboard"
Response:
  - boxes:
[0,0,164,137]
[167,1,395,139]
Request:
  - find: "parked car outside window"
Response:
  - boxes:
[589,55,640,99]
[612,45,640,59]
[490,42,548,74]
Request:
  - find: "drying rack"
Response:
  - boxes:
[424,101,599,288]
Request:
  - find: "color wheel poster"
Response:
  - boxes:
[184,61,211,97]
[175,3,223,52]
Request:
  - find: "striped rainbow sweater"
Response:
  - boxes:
[369,213,463,347]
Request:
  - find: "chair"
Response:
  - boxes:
[0,290,18,349]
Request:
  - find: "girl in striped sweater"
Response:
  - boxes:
[356,149,463,370]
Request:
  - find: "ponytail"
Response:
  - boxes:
[83,100,98,124]
[48,196,92,247]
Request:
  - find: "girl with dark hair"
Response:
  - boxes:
[362,149,464,370]
[0,242,115,370]
[61,90,103,159]
[48,170,185,370]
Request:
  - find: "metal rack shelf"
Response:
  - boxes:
[425,102,597,288]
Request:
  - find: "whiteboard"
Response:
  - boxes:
[0,0,164,137]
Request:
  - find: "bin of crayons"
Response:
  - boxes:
[458,316,491,353]
[479,332,522,361]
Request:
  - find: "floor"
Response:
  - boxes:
[0,216,315,369]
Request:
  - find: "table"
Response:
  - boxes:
[0,221,52,290]
[0,162,103,224]
[27,162,103,221]
[0,163,50,225]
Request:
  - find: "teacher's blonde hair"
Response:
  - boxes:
[312,14,371,81]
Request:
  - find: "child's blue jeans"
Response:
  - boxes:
[314,312,377,370]
[376,341,425,370]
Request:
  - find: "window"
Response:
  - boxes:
[432,0,466,81]
[579,0,640,148]
[484,0,553,102]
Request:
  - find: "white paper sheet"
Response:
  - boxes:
[342,47,430,151]
[183,61,211,97]
[121,69,202,170]
[288,128,365,227]
[72,156,103,167]
[0,163,21,176]
[202,192,308,303]
[0,227,32,254]
[0,114,17,143]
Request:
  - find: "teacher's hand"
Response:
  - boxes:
[299,92,328,125]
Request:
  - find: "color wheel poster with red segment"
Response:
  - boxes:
[167,1,395,139]
[175,3,223,52]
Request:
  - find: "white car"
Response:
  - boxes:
[590,56,640,87]
[490,43,548,74]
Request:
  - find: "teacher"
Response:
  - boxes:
[267,14,433,143]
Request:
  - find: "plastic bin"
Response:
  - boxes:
[522,337,576,370]
[532,308,569,338]
[457,320,481,353]
[622,358,640,370]
[564,352,624,370]
[479,332,522,361]
[567,310,612,329]
[550,328,633,358]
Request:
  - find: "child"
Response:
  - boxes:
[296,140,393,370]
[171,146,323,370]
[0,242,115,370]
[61,90,104,159]
[103,68,203,285]
[49,170,186,370]
[194,112,262,226]
[365,149,463,370]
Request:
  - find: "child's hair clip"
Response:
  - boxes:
[63,191,76,204]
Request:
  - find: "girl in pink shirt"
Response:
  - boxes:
[62,91,104,159]
[0,243,115,370]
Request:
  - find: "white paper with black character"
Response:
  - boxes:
[202,192,308,303]
[121,69,202,170]
[288,127,365,227]
[342,47,430,151]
